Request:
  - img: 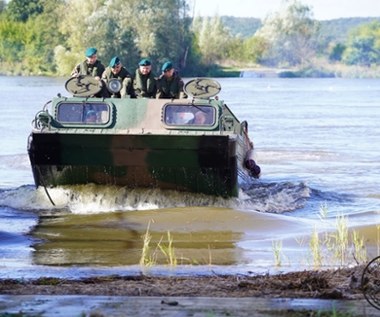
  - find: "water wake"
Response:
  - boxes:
[240,181,311,213]
[0,181,316,215]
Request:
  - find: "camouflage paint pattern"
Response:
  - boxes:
[28,96,258,197]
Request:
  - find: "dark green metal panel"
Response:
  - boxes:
[29,133,239,197]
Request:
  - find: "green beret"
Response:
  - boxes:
[85,47,97,57]
[162,61,173,72]
[139,58,151,66]
[109,56,121,68]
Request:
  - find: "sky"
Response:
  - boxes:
[189,0,380,20]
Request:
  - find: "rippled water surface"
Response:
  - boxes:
[0,76,379,278]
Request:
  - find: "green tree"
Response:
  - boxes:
[56,0,191,75]
[55,0,106,75]
[328,43,346,62]
[6,0,43,22]
[241,35,268,64]
[0,0,65,75]
[255,0,319,67]
[0,18,27,67]
[121,0,191,71]
[23,0,66,74]
[192,15,233,65]
[1,0,196,76]
[343,21,380,66]
[0,0,6,13]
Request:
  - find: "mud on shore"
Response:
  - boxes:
[2,266,380,317]
[0,266,365,299]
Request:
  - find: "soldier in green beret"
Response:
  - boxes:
[102,56,133,98]
[71,47,105,80]
[71,47,106,97]
[156,61,187,99]
[133,58,157,98]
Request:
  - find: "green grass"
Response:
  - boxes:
[139,222,178,267]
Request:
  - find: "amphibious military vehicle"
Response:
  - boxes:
[28,76,260,197]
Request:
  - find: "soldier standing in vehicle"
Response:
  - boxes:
[156,61,187,99]
[102,56,133,98]
[71,47,105,80]
[71,47,106,97]
[133,58,157,98]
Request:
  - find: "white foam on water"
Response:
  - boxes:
[0,182,312,215]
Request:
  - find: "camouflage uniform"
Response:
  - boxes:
[156,71,187,99]
[133,69,157,98]
[102,66,133,98]
[72,60,105,78]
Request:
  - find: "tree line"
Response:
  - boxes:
[1,0,380,77]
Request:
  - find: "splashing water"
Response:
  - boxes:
[0,181,311,215]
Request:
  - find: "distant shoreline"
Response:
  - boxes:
[223,64,380,78]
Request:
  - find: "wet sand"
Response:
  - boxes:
[1,265,379,316]
[1,295,378,317]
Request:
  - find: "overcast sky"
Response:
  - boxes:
[189,0,380,20]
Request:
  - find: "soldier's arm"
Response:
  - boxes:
[70,63,80,77]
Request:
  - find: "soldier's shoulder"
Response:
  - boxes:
[121,68,131,77]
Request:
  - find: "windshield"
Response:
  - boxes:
[164,104,215,126]
[57,102,110,125]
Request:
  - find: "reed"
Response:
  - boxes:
[334,213,349,266]
[293,204,371,268]
[351,230,367,264]
[314,209,370,267]
[140,222,179,267]
[158,231,177,267]
[323,213,349,266]
[139,221,156,267]
[310,226,322,268]
[272,240,283,267]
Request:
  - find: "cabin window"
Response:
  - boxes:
[57,102,110,125]
[164,105,215,126]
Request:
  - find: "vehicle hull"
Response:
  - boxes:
[28,133,241,197]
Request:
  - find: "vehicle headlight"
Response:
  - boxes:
[108,79,122,94]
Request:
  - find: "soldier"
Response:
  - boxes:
[133,58,157,98]
[71,47,105,80]
[156,61,187,99]
[102,56,133,98]
[71,47,106,97]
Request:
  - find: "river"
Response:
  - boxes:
[0,76,379,279]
